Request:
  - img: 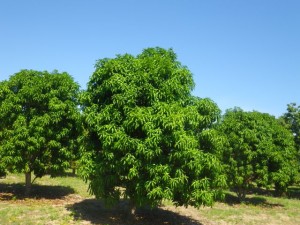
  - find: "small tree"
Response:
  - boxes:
[0,70,80,194]
[216,108,298,200]
[80,47,226,211]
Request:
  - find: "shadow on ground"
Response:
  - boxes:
[0,183,75,200]
[287,186,300,199]
[244,186,300,200]
[223,192,283,208]
[67,199,203,225]
[224,185,300,206]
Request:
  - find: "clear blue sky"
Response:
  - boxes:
[1,0,299,117]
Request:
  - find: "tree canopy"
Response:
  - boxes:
[80,47,226,210]
[0,70,80,194]
[282,103,300,152]
[216,108,298,200]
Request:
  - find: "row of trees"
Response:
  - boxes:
[0,48,299,207]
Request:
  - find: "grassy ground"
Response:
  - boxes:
[0,173,300,225]
[200,193,300,225]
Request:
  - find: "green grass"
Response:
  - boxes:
[0,172,90,198]
[0,172,90,225]
[0,202,74,225]
[1,173,300,224]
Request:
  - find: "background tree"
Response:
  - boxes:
[282,103,300,152]
[0,70,80,194]
[216,108,298,200]
[80,47,226,212]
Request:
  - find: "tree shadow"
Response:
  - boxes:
[231,185,300,200]
[0,183,75,200]
[67,199,203,225]
[244,186,300,200]
[287,186,300,199]
[248,187,274,197]
[223,192,283,208]
[51,171,78,178]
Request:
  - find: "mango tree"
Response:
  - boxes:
[80,47,226,212]
[0,70,80,195]
[216,108,298,200]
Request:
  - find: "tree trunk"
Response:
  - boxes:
[123,199,137,219]
[130,204,136,216]
[71,161,76,176]
[25,172,32,196]
[236,187,246,202]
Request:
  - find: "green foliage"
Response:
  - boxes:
[282,103,300,151]
[0,70,80,184]
[216,108,298,200]
[80,47,226,209]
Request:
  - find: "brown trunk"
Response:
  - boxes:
[25,172,32,196]
[123,199,136,221]
[129,200,137,215]
[130,204,136,215]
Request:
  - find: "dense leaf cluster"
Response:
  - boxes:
[0,70,80,183]
[216,108,298,200]
[80,48,226,208]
